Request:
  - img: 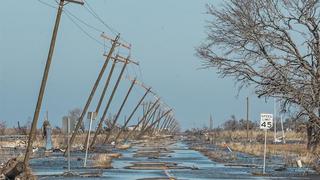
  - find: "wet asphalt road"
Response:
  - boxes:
[31,141,319,180]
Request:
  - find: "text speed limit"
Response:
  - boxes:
[260,113,273,130]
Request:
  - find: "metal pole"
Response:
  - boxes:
[66,35,119,156]
[274,98,277,142]
[84,114,93,167]
[263,129,267,174]
[24,0,65,165]
[90,57,128,147]
[280,115,285,143]
[246,97,249,142]
[67,117,71,172]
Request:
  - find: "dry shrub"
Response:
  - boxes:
[91,154,112,168]
[115,144,131,150]
[299,153,317,165]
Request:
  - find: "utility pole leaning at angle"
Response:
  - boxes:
[89,56,135,148]
[64,34,120,156]
[90,55,138,147]
[137,109,173,139]
[24,0,84,166]
[123,99,161,142]
[103,78,136,143]
[114,87,151,143]
[82,57,117,148]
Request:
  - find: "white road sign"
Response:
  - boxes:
[87,112,97,120]
[260,113,273,130]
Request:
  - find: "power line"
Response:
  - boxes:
[37,0,57,9]
[83,0,118,35]
[64,8,104,33]
[64,10,105,47]
[82,0,131,45]
[37,0,110,50]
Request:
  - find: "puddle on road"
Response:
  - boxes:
[30,141,318,180]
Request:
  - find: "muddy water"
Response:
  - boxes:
[30,141,318,179]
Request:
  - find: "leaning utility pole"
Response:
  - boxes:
[24,0,83,165]
[90,56,129,147]
[137,109,172,138]
[64,35,119,156]
[161,116,173,133]
[103,78,136,143]
[114,88,151,143]
[123,99,160,142]
[83,58,116,148]
[140,104,160,132]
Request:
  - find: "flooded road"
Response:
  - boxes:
[30,140,317,179]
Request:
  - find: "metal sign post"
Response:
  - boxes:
[260,113,273,174]
[67,117,71,172]
[84,112,97,167]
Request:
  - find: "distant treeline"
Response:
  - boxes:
[186,115,307,133]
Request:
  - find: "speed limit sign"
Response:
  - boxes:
[260,113,273,130]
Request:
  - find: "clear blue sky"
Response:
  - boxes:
[0,0,275,130]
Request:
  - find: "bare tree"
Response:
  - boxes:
[223,115,238,131]
[197,0,320,151]
[66,108,85,133]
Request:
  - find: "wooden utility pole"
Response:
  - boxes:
[90,56,129,147]
[161,116,173,132]
[103,78,136,143]
[95,59,117,114]
[137,109,172,138]
[123,99,160,142]
[141,102,152,128]
[65,35,119,156]
[114,88,151,143]
[140,104,160,132]
[159,116,171,132]
[152,110,162,135]
[24,0,83,165]
[142,109,162,135]
[83,58,116,147]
